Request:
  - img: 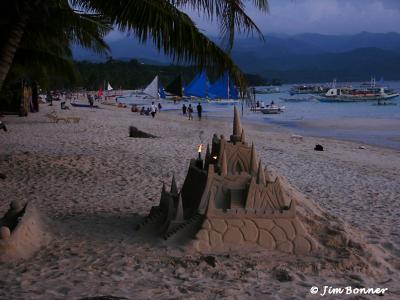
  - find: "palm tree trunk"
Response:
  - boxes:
[0,17,28,92]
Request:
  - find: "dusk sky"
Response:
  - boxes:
[107,0,400,41]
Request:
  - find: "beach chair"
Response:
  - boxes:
[45,112,69,123]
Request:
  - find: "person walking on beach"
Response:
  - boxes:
[150,102,157,118]
[182,104,187,115]
[88,94,94,107]
[188,104,193,120]
[196,102,202,120]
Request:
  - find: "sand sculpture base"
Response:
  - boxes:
[194,217,313,254]
[0,201,48,262]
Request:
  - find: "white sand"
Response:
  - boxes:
[0,103,399,299]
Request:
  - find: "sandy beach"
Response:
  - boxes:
[1,103,399,299]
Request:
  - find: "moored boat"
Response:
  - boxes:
[289,85,329,95]
[260,105,285,114]
[319,87,399,102]
[71,103,99,108]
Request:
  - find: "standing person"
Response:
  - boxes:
[47,91,53,106]
[196,102,202,121]
[188,104,193,120]
[88,94,94,107]
[150,102,157,118]
[158,103,162,111]
[182,104,187,115]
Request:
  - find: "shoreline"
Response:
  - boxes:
[164,108,400,153]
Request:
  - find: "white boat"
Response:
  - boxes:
[319,86,399,102]
[260,105,285,114]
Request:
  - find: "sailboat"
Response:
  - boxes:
[107,82,113,91]
[143,75,160,99]
[165,75,183,98]
[208,72,239,104]
[183,71,239,103]
[184,71,208,98]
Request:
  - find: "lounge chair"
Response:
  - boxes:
[45,112,69,123]
[45,111,80,123]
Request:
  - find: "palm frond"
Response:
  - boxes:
[172,0,268,50]
[73,0,248,87]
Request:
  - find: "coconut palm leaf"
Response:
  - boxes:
[0,0,111,91]
[73,0,256,86]
[173,0,268,50]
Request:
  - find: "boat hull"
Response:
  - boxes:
[71,103,100,108]
[318,94,399,102]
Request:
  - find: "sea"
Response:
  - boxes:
[118,81,400,150]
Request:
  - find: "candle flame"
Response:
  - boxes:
[198,144,203,153]
[213,156,217,160]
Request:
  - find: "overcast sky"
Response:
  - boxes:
[106,0,400,41]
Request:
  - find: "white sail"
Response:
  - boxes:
[107,82,113,91]
[143,75,159,99]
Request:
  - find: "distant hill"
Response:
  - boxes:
[73,32,400,83]
[49,59,267,90]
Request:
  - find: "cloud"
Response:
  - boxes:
[105,0,400,43]
[186,0,400,35]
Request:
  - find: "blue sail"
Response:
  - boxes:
[184,71,207,98]
[208,72,228,99]
[159,82,166,99]
[229,79,238,99]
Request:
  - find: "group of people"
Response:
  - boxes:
[138,101,203,120]
[256,100,274,108]
[182,103,202,120]
[140,102,162,118]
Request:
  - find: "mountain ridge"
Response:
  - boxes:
[73,32,400,83]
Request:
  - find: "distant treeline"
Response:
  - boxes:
[49,59,269,90]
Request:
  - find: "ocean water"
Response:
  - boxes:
[119,81,400,150]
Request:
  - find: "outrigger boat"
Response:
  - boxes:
[319,87,399,102]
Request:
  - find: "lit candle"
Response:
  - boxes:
[196,144,203,169]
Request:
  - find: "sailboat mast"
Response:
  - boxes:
[227,74,230,100]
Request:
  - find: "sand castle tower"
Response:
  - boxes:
[0,201,48,262]
[137,107,316,254]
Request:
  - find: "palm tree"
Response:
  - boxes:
[0,0,268,92]
[0,0,111,91]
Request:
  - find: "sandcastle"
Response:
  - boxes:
[138,107,316,254]
[0,200,48,262]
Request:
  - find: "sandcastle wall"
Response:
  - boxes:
[194,216,316,254]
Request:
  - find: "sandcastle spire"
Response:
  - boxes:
[170,175,178,195]
[240,129,246,143]
[257,160,266,185]
[250,143,258,175]
[264,166,272,182]
[231,106,242,142]
[221,150,228,175]
[175,193,184,221]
